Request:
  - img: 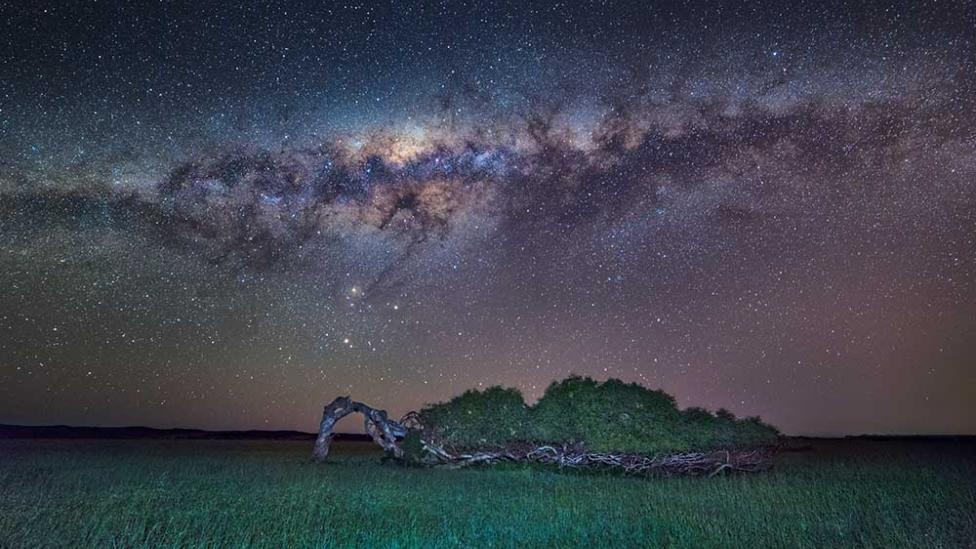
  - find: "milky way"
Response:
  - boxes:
[1,1,974,435]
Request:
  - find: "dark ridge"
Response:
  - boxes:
[804,434,976,442]
[0,424,371,441]
[778,435,976,453]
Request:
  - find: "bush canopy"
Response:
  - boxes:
[418,376,778,454]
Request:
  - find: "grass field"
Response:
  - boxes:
[1,438,974,548]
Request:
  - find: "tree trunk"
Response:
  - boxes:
[312,396,407,461]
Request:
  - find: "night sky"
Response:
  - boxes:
[1,1,973,436]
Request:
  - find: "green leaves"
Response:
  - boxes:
[420,376,779,453]
[419,386,531,448]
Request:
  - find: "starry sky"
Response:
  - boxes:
[1,0,974,436]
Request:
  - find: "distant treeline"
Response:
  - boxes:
[0,424,370,441]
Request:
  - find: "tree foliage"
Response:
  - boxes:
[419,376,778,454]
[418,386,531,448]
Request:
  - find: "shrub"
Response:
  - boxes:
[418,386,531,448]
[400,430,426,462]
[418,376,778,454]
[532,376,691,453]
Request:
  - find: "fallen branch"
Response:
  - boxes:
[417,441,773,476]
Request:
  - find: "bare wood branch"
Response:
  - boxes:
[312,396,407,461]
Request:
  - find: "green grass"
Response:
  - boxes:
[0,439,973,548]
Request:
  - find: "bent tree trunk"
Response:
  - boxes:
[312,396,407,461]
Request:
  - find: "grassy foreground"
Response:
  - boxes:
[0,438,973,548]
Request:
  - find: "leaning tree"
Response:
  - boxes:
[311,383,776,476]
